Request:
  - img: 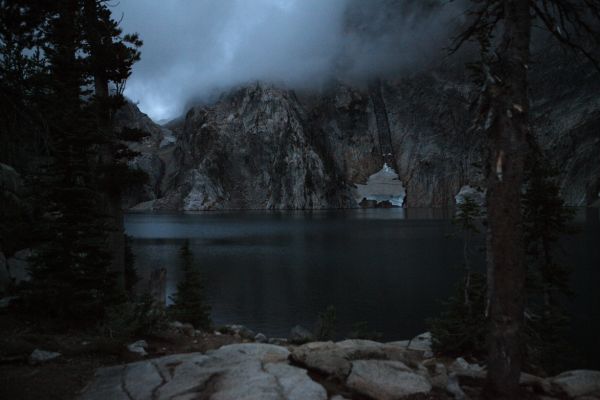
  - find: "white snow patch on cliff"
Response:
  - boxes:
[354,163,405,207]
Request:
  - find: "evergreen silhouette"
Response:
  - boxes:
[0,0,143,319]
[522,154,575,373]
[169,241,212,330]
[430,195,487,356]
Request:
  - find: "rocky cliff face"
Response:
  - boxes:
[123,84,355,211]
[114,102,180,208]
[529,48,600,206]
[120,50,599,211]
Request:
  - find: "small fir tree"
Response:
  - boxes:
[105,292,168,338]
[429,271,487,356]
[430,194,487,356]
[315,305,337,341]
[169,241,211,330]
[522,156,575,374]
[348,321,383,341]
[453,195,483,311]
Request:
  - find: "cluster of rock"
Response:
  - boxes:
[81,331,600,400]
[288,336,600,400]
[216,324,302,346]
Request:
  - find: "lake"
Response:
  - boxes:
[125,208,600,368]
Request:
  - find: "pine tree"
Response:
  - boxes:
[315,305,337,341]
[82,0,142,279]
[24,0,123,319]
[430,195,487,356]
[522,155,574,374]
[430,161,575,371]
[430,272,487,356]
[454,196,483,310]
[169,241,212,330]
[12,0,143,320]
[0,0,48,167]
[449,1,600,395]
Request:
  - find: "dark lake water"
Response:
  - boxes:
[125,208,600,368]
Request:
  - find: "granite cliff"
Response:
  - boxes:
[117,49,599,211]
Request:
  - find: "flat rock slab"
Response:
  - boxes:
[347,360,432,400]
[551,370,600,398]
[80,343,327,400]
[290,341,351,380]
[387,332,433,358]
[291,339,423,379]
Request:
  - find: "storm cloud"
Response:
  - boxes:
[114,0,466,121]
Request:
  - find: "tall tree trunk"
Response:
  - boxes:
[484,1,532,397]
[83,0,125,281]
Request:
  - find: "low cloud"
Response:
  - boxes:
[114,0,465,121]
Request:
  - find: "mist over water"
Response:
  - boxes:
[113,0,466,120]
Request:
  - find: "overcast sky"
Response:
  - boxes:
[113,0,464,121]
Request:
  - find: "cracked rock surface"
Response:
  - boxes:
[79,338,600,400]
[347,360,432,400]
[80,343,326,400]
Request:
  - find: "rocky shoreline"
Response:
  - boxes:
[79,327,600,400]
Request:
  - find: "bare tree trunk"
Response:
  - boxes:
[484,1,531,397]
[464,231,471,310]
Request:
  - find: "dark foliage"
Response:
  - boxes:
[430,271,488,356]
[315,305,337,341]
[522,155,575,374]
[124,234,138,298]
[449,1,600,394]
[117,127,151,142]
[348,321,383,341]
[0,0,143,320]
[105,292,168,338]
[430,196,487,357]
[430,158,575,373]
[169,241,212,330]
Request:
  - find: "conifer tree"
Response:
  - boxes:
[316,305,337,341]
[25,0,121,319]
[82,0,142,279]
[449,1,600,395]
[522,154,574,373]
[430,162,575,371]
[0,0,48,168]
[430,195,487,356]
[169,241,212,330]
[8,0,144,320]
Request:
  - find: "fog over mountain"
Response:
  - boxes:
[114,0,466,120]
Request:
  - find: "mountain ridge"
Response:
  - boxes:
[117,49,599,210]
